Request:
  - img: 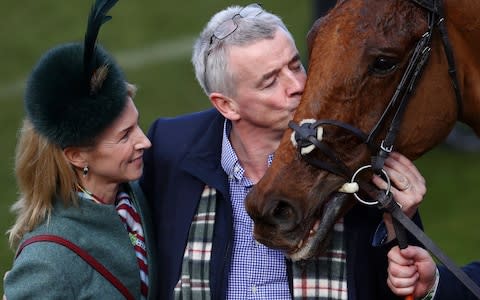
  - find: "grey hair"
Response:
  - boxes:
[192,4,291,97]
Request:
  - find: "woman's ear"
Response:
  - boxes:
[209,92,240,121]
[63,147,88,169]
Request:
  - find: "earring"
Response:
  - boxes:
[83,166,89,177]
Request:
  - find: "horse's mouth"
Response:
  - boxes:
[288,219,322,261]
[288,192,351,261]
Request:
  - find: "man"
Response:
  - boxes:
[141,4,425,299]
[387,246,480,300]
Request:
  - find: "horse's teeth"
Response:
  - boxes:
[297,239,304,249]
[313,220,320,231]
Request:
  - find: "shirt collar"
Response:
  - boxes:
[221,120,244,182]
[220,120,275,183]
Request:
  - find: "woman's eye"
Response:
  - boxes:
[370,56,398,75]
[121,131,130,141]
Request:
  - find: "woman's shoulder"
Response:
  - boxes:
[6,238,78,298]
[15,235,78,262]
[15,220,86,264]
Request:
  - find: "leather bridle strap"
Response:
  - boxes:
[289,120,367,179]
[410,0,463,118]
[352,177,480,298]
[368,10,435,174]
[410,0,436,11]
[435,0,464,119]
[376,191,480,299]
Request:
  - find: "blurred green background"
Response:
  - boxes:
[1,0,478,296]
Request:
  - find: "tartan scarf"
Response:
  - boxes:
[292,220,347,300]
[174,186,216,300]
[174,186,347,300]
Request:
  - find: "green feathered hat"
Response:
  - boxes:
[24,0,127,148]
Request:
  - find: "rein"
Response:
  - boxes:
[289,0,480,297]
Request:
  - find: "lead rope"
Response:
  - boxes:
[338,167,480,299]
[290,120,480,299]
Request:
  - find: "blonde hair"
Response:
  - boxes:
[8,83,137,248]
[8,119,78,248]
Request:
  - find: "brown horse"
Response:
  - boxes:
[245,0,480,260]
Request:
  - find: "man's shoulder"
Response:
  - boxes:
[147,108,224,142]
[151,108,221,128]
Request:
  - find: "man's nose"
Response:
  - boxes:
[286,71,306,96]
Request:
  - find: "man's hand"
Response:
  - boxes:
[387,246,437,298]
[372,152,426,241]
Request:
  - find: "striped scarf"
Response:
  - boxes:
[77,189,149,298]
[116,191,149,299]
[174,186,347,299]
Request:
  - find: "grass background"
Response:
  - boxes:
[1,0,478,295]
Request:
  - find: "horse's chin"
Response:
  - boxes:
[288,192,351,261]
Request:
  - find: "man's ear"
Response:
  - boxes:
[63,147,88,169]
[209,92,240,121]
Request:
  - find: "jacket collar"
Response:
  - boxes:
[179,109,229,196]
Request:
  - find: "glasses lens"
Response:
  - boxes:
[239,3,263,18]
[214,19,238,40]
[212,3,264,41]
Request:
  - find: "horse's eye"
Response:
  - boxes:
[370,56,398,75]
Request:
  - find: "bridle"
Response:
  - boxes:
[290,0,462,184]
[289,0,480,297]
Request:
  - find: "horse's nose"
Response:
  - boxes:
[263,198,303,232]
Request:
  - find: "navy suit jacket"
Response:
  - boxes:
[436,262,480,300]
[141,108,409,300]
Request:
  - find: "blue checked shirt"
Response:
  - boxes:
[221,121,291,300]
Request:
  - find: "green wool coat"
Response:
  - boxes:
[4,181,157,299]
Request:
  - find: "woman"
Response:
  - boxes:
[4,0,156,299]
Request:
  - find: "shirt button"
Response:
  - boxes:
[251,285,257,294]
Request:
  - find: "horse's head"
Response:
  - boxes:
[246,0,469,260]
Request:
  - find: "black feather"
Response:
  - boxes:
[83,0,119,88]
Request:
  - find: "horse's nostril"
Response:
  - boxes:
[272,201,294,221]
[268,199,301,231]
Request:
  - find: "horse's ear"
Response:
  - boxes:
[307,18,323,55]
